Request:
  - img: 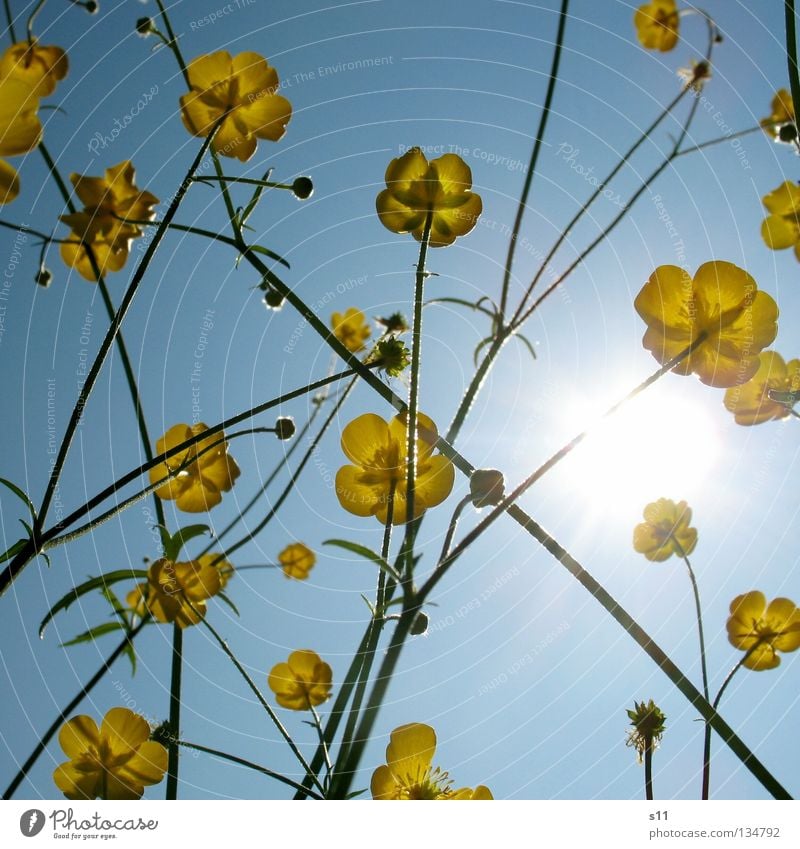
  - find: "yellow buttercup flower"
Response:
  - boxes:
[335,412,455,525]
[126,557,222,628]
[726,591,800,670]
[761,181,800,262]
[633,498,697,562]
[149,422,241,513]
[59,161,159,281]
[53,707,167,800]
[0,40,68,96]
[634,261,779,388]
[371,723,493,800]
[180,50,292,161]
[723,351,800,425]
[331,307,371,353]
[267,649,332,710]
[634,0,680,51]
[198,552,235,590]
[376,148,482,247]
[761,89,795,141]
[278,542,316,580]
[0,76,41,205]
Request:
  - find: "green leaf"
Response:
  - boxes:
[164,524,210,561]
[0,539,27,565]
[0,477,37,522]
[426,296,497,320]
[246,243,290,269]
[241,167,273,226]
[515,332,538,361]
[123,641,137,676]
[39,569,148,638]
[216,591,240,617]
[323,539,402,583]
[100,585,130,624]
[60,621,125,647]
[473,336,493,367]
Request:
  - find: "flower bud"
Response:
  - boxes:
[85,0,99,13]
[470,469,505,509]
[263,287,285,310]
[376,312,410,335]
[410,611,429,636]
[35,266,52,288]
[292,176,314,200]
[274,417,296,440]
[136,17,155,36]
[779,122,798,143]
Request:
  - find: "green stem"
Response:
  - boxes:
[3,0,17,41]
[198,612,324,794]
[308,703,333,794]
[154,0,190,86]
[499,0,570,320]
[786,0,800,132]
[177,740,322,798]
[675,125,767,158]
[3,621,146,800]
[26,0,45,42]
[644,741,654,801]
[166,624,182,799]
[439,495,471,564]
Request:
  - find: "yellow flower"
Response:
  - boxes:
[723,351,800,425]
[634,0,680,51]
[335,412,455,525]
[0,76,41,205]
[0,40,68,97]
[126,557,222,628]
[267,649,332,710]
[180,50,292,161]
[371,723,493,800]
[149,422,241,513]
[198,552,235,589]
[761,89,795,140]
[633,498,697,562]
[278,542,316,580]
[376,148,482,247]
[634,261,779,388]
[53,707,167,800]
[331,307,371,353]
[726,591,800,670]
[761,181,800,262]
[59,161,159,281]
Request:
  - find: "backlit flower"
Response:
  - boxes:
[59,161,159,281]
[335,412,454,525]
[0,76,41,205]
[267,649,332,710]
[633,498,697,561]
[376,148,482,247]
[198,552,235,589]
[761,89,795,141]
[371,723,493,800]
[760,181,800,262]
[0,40,68,96]
[331,307,371,353]
[634,261,778,387]
[723,351,800,425]
[126,557,222,628]
[180,50,292,161]
[278,542,316,580]
[53,707,167,800]
[149,422,241,512]
[634,1,679,51]
[726,591,800,670]
[625,699,666,764]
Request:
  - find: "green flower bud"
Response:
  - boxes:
[274,417,296,440]
[470,469,505,509]
[292,177,314,200]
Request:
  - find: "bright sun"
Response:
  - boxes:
[555,386,721,514]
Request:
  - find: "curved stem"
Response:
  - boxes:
[3,621,146,799]
[3,0,17,41]
[177,740,322,798]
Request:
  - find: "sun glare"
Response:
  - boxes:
[556,387,721,514]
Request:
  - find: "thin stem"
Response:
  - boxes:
[26,0,45,42]
[644,741,654,801]
[438,495,471,564]
[681,554,710,702]
[499,0,570,320]
[3,0,17,41]
[3,621,146,800]
[193,175,294,190]
[177,740,322,798]
[308,703,332,794]
[166,624,182,799]
[675,125,766,158]
[154,0,190,86]
[198,612,323,794]
[35,123,220,533]
[786,0,800,132]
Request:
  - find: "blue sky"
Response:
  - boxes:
[1,0,799,800]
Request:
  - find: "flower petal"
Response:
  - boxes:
[58,715,100,758]
[385,722,436,780]
[100,707,151,759]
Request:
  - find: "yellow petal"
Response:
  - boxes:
[335,465,385,518]
[0,76,41,156]
[386,148,429,184]
[386,722,436,779]
[100,707,150,759]
[761,214,800,250]
[116,741,168,786]
[240,92,292,142]
[53,762,100,800]
[0,158,20,204]
[415,454,455,510]
[762,181,800,216]
[340,413,392,466]
[58,715,100,758]
[692,261,755,318]
[742,642,780,671]
[634,265,694,333]
[187,50,233,93]
[370,764,397,799]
